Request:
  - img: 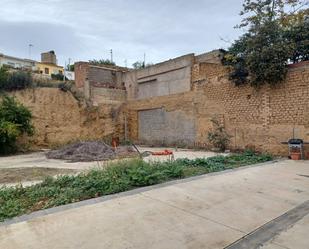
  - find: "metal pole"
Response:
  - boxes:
[110,49,113,63]
[63,60,66,81]
[143,53,146,68]
[28,44,33,59]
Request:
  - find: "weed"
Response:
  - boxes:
[0,151,272,222]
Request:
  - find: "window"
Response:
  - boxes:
[44,68,49,74]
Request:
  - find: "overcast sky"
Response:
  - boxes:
[0,0,245,67]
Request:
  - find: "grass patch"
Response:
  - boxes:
[0,151,272,222]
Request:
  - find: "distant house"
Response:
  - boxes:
[0,53,36,70]
[0,51,64,80]
[36,51,64,77]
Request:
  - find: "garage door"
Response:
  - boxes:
[138,108,196,145]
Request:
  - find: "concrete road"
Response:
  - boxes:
[0,160,308,249]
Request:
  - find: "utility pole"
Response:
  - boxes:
[143,53,146,68]
[28,44,33,59]
[63,60,66,81]
[110,49,113,63]
[68,58,71,71]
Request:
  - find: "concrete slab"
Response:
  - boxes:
[141,161,309,233]
[0,194,243,249]
[0,160,308,249]
[0,152,98,170]
[261,214,309,249]
[138,146,228,162]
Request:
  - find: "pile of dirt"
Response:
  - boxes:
[46,141,116,162]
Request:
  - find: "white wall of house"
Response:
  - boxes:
[0,53,35,70]
[64,71,75,80]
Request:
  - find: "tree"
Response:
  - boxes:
[224,0,309,87]
[238,0,306,28]
[0,96,34,154]
[132,61,153,69]
[89,59,115,66]
[132,61,145,69]
[285,19,309,63]
[66,64,74,71]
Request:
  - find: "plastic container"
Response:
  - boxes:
[291,152,301,160]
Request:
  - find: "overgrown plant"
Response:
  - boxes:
[0,96,34,154]
[208,118,231,152]
[89,59,115,66]
[0,151,273,221]
[132,61,153,69]
[0,67,32,91]
[223,0,309,87]
[51,73,67,81]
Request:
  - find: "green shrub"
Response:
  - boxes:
[0,96,34,154]
[7,71,32,90]
[51,73,67,81]
[208,118,231,152]
[0,67,9,89]
[0,151,273,221]
[0,68,32,91]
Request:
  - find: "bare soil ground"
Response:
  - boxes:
[0,167,77,184]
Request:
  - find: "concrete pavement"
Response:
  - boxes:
[0,151,98,170]
[0,160,308,249]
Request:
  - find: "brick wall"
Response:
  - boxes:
[73,53,309,155]
[75,62,125,89]
[91,87,126,105]
[125,60,309,155]
[75,62,88,88]
[74,62,127,106]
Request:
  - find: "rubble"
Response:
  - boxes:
[46,141,117,162]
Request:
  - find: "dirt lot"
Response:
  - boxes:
[0,167,76,184]
[0,147,226,185]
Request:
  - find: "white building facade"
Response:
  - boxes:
[0,53,36,70]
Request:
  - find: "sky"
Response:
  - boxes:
[0,0,245,67]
